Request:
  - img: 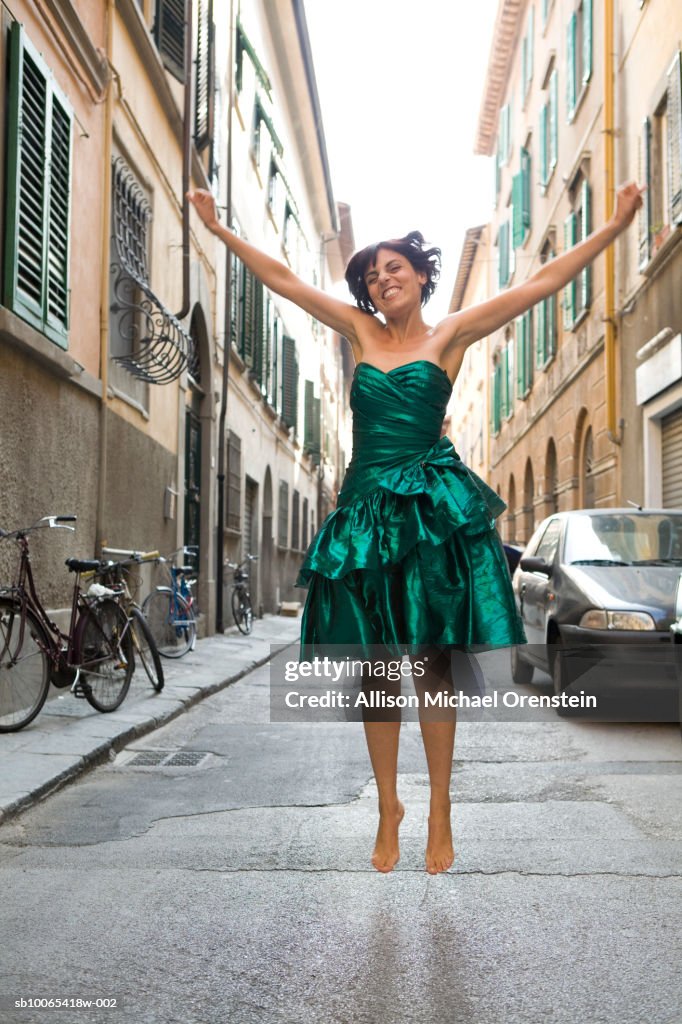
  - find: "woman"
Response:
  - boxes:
[188,182,644,875]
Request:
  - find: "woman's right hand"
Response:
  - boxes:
[186,189,219,231]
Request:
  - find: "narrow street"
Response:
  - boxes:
[0,648,680,1024]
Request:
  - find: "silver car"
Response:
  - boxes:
[510,508,682,715]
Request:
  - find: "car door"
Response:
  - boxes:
[521,518,564,645]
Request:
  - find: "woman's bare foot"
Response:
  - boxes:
[425,802,455,874]
[371,800,405,873]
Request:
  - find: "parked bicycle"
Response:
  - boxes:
[226,554,258,635]
[142,547,197,658]
[93,549,165,692]
[0,516,134,732]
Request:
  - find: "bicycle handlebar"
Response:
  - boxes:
[101,547,161,563]
[0,515,77,541]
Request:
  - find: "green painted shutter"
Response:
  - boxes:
[580,180,592,310]
[154,0,186,83]
[512,172,524,248]
[521,147,531,234]
[548,290,556,358]
[563,212,577,327]
[516,318,525,398]
[506,339,514,416]
[638,118,652,268]
[582,0,593,85]
[567,13,577,120]
[667,50,682,226]
[542,0,549,27]
[3,22,72,349]
[281,335,298,429]
[549,68,558,170]
[539,104,548,188]
[240,269,255,366]
[312,396,321,465]
[304,379,315,450]
[536,299,547,368]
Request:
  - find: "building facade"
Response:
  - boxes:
[0,0,352,631]
[452,0,682,545]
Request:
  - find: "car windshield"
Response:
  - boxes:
[564,513,682,565]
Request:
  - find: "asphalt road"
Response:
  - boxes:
[0,649,680,1024]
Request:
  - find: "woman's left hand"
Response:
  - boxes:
[611,181,647,231]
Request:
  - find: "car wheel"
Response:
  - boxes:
[551,636,578,718]
[511,645,534,685]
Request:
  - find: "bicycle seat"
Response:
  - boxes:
[175,566,194,574]
[65,558,102,573]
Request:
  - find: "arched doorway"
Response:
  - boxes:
[185,304,212,618]
[581,426,595,508]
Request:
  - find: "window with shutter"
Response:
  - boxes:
[154,0,186,83]
[516,311,533,398]
[498,220,511,288]
[521,147,531,236]
[235,20,272,96]
[240,269,255,367]
[3,23,73,349]
[278,480,289,547]
[291,490,300,551]
[304,379,318,457]
[549,68,558,170]
[566,12,577,120]
[579,179,592,313]
[539,104,548,188]
[281,335,298,430]
[226,431,242,531]
[667,51,682,227]
[512,172,524,248]
[563,212,577,328]
[194,0,215,155]
[312,396,321,465]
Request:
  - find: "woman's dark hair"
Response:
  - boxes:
[344,231,441,314]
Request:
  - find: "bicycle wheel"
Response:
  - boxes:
[142,589,196,658]
[130,607,164,691]
[77,599,133,712]
[231,588,253,635]
[0,598,51,732]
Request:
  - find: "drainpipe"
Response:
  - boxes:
[216,0,235,632]
[175,0,193,321]
[604,0,623,469]
[96,0,115,556]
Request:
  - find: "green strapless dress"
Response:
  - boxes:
[295,359,527,659]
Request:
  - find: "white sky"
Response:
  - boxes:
[304,0,500,320]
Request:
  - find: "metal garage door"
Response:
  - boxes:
[662,406,682,508]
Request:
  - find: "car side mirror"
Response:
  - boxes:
[520,555,552,576]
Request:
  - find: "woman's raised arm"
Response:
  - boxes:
[187,189,365,343]
[439,181,646,353]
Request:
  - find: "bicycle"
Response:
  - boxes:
[0,516,134,732]
[142,547,197,658]
[94,549,165,692]
[226,554,258,635]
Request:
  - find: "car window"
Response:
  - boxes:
[535,518,562,563]
[524,521,552,557]
[565,513,682,563]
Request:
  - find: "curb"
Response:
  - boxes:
[0,624,298,825]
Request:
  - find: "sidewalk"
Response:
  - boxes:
[0,613,301,824]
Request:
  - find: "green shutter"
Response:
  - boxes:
[281,335,298,429]
[563,212,577,328]
[580,180,592,311]
[542,0,549,27]
[506,339,514,416]
[312,396,321,464]
[194,0,214,153]
[516,318,524,398]
[536,299,547,368]
[512,172,524,248]
[154,0,186,83]
[304,379,315,450]
[521,147,531,233]
[548,290,556,357]
[494,145,501,202]
[567,13,577,120]
[667,50,682,226]
[3,22,73,349]
[549,68,558,169]
[240,269,255,366]
[582,0,593,85]
[498,221,510,288]
[539,104,548,187]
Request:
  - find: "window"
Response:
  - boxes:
[539,66,558,192]
[516,310,533,399]
[502,333,514,419]
[304,379,321,462]
[498,102,512,167]
[194,0,215,156]
[154,0,185,82]
[291,490,300,551]
[278,480,289,547]
[3,23,73,349]
[281,335,299,431]
[251,97,283,172]
[226,431,242,531]
[490,355,502,435]
[566,0,593,122]
[512,146,532,246]
[536,239,557,367]
[267,160,278,212]
[535,518,562,563]
[301,497,309,549]
[564,173,591,328]
[639,52,682,268]
[541,0,555,27]
[498,220,511,288]
[235,19,272,96]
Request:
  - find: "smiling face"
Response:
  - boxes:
[363,248,428,316]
